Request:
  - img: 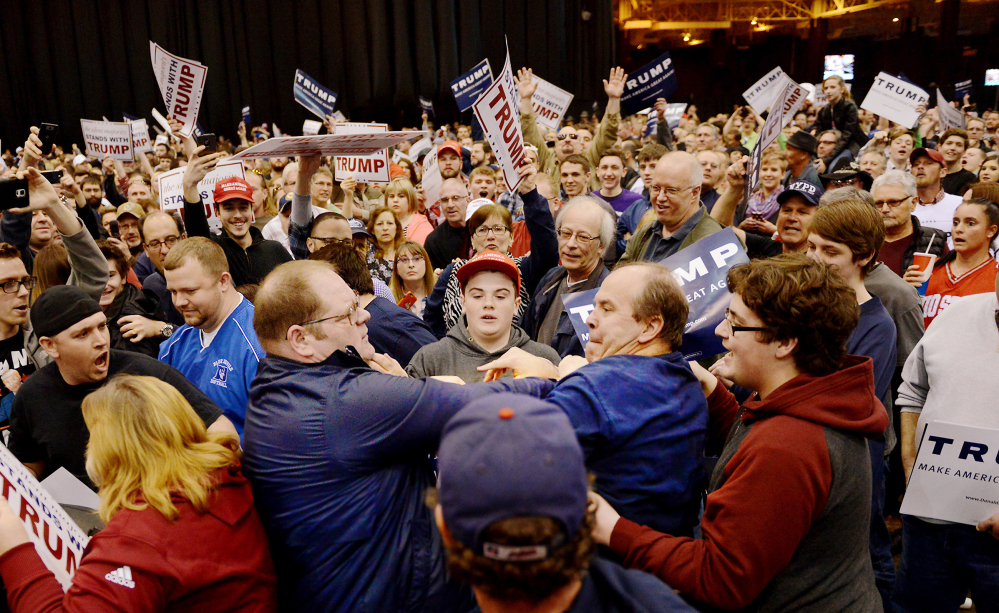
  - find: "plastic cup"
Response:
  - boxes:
[911,252,937,295]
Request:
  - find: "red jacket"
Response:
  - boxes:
[609,356,888,611]
[0,466,277,613]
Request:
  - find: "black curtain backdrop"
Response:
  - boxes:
[0,0,615,152]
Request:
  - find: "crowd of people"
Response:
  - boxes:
[0,63,995,613]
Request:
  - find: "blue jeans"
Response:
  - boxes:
[893,516,999,613]
[870,439,896,613]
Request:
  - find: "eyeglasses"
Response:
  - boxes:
[722,308,769,334]
[874,197,911,209]
[397,255,424,265]
[473,225,511,237]
[556,228,598,245]
[299,292,360,327]
[0,276,36,294]
[310,236,354,246]
[557,133,579,141]
[145,236,180,250]
[650,185,695,199]
[439,196,467,205]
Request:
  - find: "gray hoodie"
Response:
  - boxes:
[406,315,560,383]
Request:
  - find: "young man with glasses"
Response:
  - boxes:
[620,151,725,264]
[589,254,887,612]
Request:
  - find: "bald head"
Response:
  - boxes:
[649,152,703,232]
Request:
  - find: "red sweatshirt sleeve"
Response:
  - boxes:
[704,378,741,457]
[609,416,833,610]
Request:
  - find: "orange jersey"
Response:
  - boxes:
[923,259,998,328]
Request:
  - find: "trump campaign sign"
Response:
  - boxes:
[334,123,390,183]
[473,50,528,193]
[451,59,493,112]
[149,42,207,138]
[80,119,133,161]
[294,69,338,120]
[620,52,678,117]
[861,72,929,128]
[158,159,245,232]
[530,75,574,131]
[742,67,785,115]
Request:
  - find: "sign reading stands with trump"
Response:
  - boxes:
[562,228,749,360]
[0,445,89,589]
[80,120,133,161]
[473,48,527,193]
[149,42,207,138]
[157,160,245,232]
[901,421,999,525]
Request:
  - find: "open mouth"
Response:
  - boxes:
[94,351,109,370]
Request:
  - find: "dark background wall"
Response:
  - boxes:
[0,0,616,151]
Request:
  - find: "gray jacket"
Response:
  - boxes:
[24,226,109,369]
[406,316,560,383]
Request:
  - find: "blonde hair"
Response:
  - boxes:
[383,178,418,217]
[164,236,229,278]
[82,375,241,523]
[822,75,852,100]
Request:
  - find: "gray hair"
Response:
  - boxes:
[696,123,720,138]
[556,196,615,247]
[819,186,874,208]
[871,169,917,199]
[818,129,842,143]
[659,151,704,189]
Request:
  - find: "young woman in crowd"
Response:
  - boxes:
[737,149,786,236]
[365,206,404,284]
[31,243,69,301]
[922,198,999,327]
[97,241,161,357]
[383,178,433,244]
[390,240,436,319]
[814,75,866,173]
[964,182,999,205]
[0,375,278,611]
[978,153,999,184]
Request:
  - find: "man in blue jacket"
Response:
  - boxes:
[242,260,555,613]
[484,262,708,537]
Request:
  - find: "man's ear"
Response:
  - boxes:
[285,325,314,361]
[38,337,58,360]
[637,316,664,345]
[219,271,234,291]
[774,337,798,361]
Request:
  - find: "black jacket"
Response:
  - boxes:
[520,262,610,358]
[903,215,949,272]
[815,98,867,166]
[106,283,162,357]
[184,196,292,286]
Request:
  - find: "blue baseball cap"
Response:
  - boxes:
[777,180,823,207]
[437,394,588,562]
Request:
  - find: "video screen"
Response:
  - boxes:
[986,69,999,86]
[823,55,855,81]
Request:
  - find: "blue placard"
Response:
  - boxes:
[241,105,252,127]
[955,79,974,100]
[450,59,493,112]
[644,113,658,136]
[419,96,435,116]
[561,228,749,360]
[122,112,139,122]
[621,52,679,117]
[294,69,338,120]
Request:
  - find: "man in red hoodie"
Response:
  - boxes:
[590,254,888,612]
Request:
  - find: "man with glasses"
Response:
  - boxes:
[872,170,949,280]
[158,238,264,440]
[813,129,853,174]
[424,178,472,270]
[620,151,725,263]
[522,196,615,357]
[242,260,557,613]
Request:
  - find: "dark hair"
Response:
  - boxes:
[0,243,22,263]
[597,148,628,169]
[966,182,999,206]
[468,204,513,238]
[138,211,185,243]
[616,262,688,350]
[727,254,859,377]
[939,128,969,149]
[80,174,103,191]
[311,211,349,235]
[807,200,886,278]
[636,144,668,165]
[308,242,375,296]
[366,207,404,258]
[32,244,70,302]
[938,197,999,266]
[97,240,130,279]
[561,154,591,174]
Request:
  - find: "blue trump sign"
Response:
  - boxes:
[562,228,748,360]
[294,69,337,120]
[419,96,434,116]
[621,52,679,117]
[450,59,493,112]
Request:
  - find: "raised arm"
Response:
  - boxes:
[181,147,223,238]
[587,68,625,165]
[710,156,747,227]
[514,68,556,173]
[516,166,559,295]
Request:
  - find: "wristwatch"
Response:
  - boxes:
[160,324,175,338]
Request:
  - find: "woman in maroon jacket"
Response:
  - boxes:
[0,375,278,612]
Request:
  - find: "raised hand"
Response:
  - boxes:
[603,67,626,100]
[514,68,538,100]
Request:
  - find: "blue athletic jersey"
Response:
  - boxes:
[158,297,263,439]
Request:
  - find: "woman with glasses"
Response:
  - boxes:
[364,207,404,284]
[390,241,436,319]
[424,166,559,338]
[383,178,433,245]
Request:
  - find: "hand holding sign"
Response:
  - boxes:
[0,496,30,558]
[182,148,222,202]
[978,513,999,539]
[516,163,537,195]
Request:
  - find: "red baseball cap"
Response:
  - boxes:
[213,177,254,204]
[456,252,521,294]
[438,140,462,159]
[909,147,945,166]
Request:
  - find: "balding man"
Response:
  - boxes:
[242,260,554,612]
[521,196,615,357]
[516,67,625,192]
[620,151,726,263]
[424,178,472,270]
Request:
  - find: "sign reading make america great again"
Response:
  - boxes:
[620,52,679,117]
[294,69,338,120]
[451,59,494,112]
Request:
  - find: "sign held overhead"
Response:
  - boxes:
[149,42,207,138]
[620,51,678,117]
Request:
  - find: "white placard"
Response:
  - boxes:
[663,102,687,128]
[302,120,322,136]
[472,47,527,193]
[748,76,807,191]
[151,107,174,137]
[421,147,444,226]
[158,160,245,232]
[936,89,966,131]
[334,123,390,183]
[41,467,101,510]
[230,132,428,161]
[742,67,786,115]
[129,118,153,154]
[901,421,999,525]
[149,41,208,138]
[80,119,133,161]
[531,76,574,131]
[0,445,89,589]
[860,72,929,128]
